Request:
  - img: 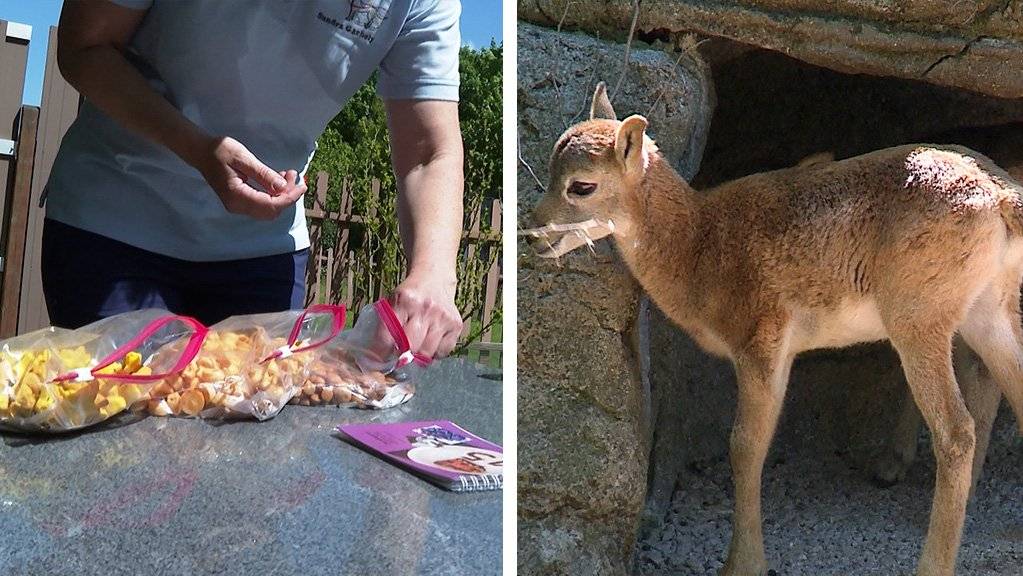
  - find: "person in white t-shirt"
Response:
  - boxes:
[44,0,465,359]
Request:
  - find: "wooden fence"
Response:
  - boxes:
[304,173,503,365]
[0,21,502,368]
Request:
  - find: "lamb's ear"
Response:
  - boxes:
[614,115,649,174]
[590,82,616,120]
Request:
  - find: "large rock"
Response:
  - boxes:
[519,0,1023,98]
[692,45,1023,189]
[517,249,646,576]
[517,22,714,576]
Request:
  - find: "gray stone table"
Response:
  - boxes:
[0,358,502,576]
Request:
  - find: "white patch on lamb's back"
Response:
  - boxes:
[792,298,887,353]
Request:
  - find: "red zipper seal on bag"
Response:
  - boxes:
[259,304,347,363]
[374,299,432,368]
[51,315,209,383]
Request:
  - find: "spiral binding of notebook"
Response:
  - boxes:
[455,473,503,492]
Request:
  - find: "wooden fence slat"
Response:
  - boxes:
[0,20,30,224]
[482,198,502,337]
[336,176,353,303]
[470,342,503,352]
[479,199,503,366]
[365,178,380,304]
[346,249,355,310]
[460,203,483,340]
[325,246,335,305]
[464,203,482,264]
[0,106,39,338]
[315,171,330,303]
[315,171,328,208]
[19,26,80,333]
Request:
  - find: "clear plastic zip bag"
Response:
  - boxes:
[293,299,431,410]
[0,310,207,433]
[144,305,346,420]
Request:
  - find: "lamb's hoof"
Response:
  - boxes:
[871,450,912,488]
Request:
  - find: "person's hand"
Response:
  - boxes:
[192,136,307,220]
[389,271,463,359]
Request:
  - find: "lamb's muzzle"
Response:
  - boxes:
[518,219,616,258]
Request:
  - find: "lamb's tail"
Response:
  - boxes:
[999,185,1023,238]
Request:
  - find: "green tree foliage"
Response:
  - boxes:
[460,43,503,204]
[305,43,503,345]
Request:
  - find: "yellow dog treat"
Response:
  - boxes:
[0,346,155,430]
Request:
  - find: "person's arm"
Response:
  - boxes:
[57,0,306,220]
[385,99,464,358]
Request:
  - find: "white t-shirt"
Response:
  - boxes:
[45,0,461,261]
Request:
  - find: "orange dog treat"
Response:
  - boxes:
[178,389,205,416]
[145,328,309,419]
[290,347,405,408]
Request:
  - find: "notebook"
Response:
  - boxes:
[337,420,503,492]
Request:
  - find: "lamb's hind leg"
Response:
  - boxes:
[959,284,1023,433]
[959,355,1002,494]
[888,327,975,576]
[873,341,1000,495]
[872,382,923,487]
[721,325,793,576]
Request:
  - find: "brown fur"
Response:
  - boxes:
[531,83,1023,576]
[876,124,1023,492]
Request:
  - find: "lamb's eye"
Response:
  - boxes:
[567,181,597,197]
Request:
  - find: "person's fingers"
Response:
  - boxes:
[436,325,461,358]
[205,138,305,220]
[222,176,280,220]
[275,171,288,196]
[222,169,305,220]
[392,289,428,353]
[231,148,287,195]
[403,314,428,356]
[387,285,464,359]
[389,289,414,326]
[269,170,307,209]
[433,306,463,358]
[418,324,444,359]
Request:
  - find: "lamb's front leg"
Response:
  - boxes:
[721,337,793,576]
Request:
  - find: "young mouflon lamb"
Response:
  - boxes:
[527,83,1023,576]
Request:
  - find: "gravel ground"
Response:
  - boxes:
[636,408,1023,576]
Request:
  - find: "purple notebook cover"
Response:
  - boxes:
[338,420,503,488]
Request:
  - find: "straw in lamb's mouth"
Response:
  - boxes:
[518,219,615,259]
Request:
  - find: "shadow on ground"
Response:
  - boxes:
[636,406,1023,575]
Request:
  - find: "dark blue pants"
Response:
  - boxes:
[41,219,308,329]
